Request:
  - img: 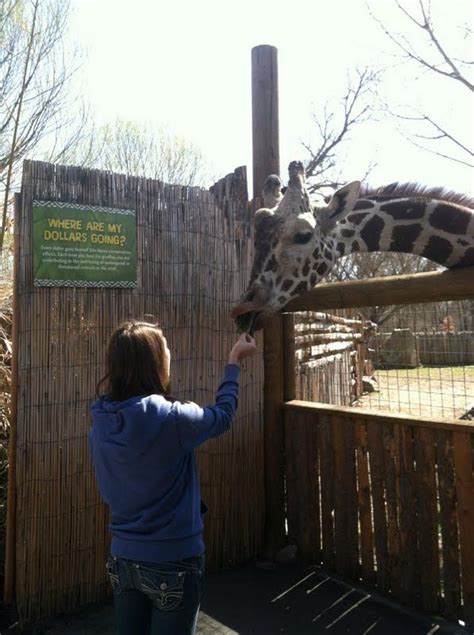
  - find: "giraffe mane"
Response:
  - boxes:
[359,181,474,210]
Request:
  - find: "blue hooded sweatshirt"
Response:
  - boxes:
[89,363,240,563]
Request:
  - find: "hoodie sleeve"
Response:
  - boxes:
[171,364,240,452]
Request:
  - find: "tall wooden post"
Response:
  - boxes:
[251,45,286,559]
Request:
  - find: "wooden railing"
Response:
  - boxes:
[274,267,474,625]
[284,401,474,623]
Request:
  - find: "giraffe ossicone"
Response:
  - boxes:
[232,160,474,333]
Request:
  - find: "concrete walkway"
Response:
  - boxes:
[10,563,470,634]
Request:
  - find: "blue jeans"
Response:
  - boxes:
[106,555,204,635]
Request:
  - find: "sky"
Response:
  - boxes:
[68,0,473,196]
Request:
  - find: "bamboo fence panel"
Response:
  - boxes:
[283,402,474,625]
[11,160,264,623]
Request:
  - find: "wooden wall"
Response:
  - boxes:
[292,311,371,406]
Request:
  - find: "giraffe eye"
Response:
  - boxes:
[294,232,312,245]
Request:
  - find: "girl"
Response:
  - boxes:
[90,320,257,635]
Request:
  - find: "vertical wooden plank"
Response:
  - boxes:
[252,45,285,560]
[414,426,440,613]
[333,415,349,576]
[382,423,401,599]
[283,408,299,548]
[453,430,474,624]
[283,410,321,562]
[367,419,388,594]
[333,415,358,578]
[319,413,335,570]
[398,424,418,606]
[355,421,375,584]
[344,417,359,579]
[298,413,321,561]
[305,412,322,563]
[436,429,461,618]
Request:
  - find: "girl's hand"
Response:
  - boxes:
[228,333,258,365]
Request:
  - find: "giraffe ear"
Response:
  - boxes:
[319,181,361,232]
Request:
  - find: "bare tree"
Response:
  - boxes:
[327,251,439,325]
[368,0,473,167]
[302,67,380,198]
[67,119,213,187]
[0,0,82,253]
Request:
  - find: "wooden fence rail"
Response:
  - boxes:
[281,270,474,625]
[283,400,474,624]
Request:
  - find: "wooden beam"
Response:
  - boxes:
[251,45,280,203]
[284,400,474,434]
[251,44,286,559]
[284,266,474,312]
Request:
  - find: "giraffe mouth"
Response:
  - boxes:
[234,311,263,335]
[232,305,266,334]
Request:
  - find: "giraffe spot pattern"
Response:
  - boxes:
[390,224,424,252]
[430,204,471,235]
[346,212,369,225]
[317,262,328,276]
[302,261,310,276]
[294,281,309,295]
[265,255,278,272]
[380,201,426,220]
[341,229,355,238]
[454,248,474,268]
[422,236,453,264]
[281,279,293,292]
[352,241,360,252]
[360,215,385,251]
[336,242,345,256]
[353,200,375,211]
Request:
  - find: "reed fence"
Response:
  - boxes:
[7,160,264,623]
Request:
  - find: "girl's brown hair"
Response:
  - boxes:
[96,320,171,400]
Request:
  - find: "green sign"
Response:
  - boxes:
[33,200,137,288]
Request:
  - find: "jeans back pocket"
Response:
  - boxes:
[105,557,121,593]
[134,564,186,611]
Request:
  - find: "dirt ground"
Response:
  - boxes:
[356,366,474,419]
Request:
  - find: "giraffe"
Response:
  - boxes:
[232,160,474,332]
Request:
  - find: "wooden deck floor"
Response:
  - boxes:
[8,563,468,634]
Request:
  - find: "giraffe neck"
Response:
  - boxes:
[330,197,474,268]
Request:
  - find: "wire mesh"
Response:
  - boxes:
[294,300,474,421]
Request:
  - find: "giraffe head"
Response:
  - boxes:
[232,161,360,332]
